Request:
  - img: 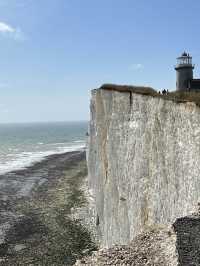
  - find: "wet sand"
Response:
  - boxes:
[0,150,96,265]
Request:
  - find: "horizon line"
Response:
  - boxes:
[0,120,89,125]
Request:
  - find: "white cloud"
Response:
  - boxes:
[0,22,25,41]
[130,63,144,70]
[0,22,15,33]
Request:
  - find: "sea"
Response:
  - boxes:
[0,121,88,174]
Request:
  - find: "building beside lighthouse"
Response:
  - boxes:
[175,52,200,91]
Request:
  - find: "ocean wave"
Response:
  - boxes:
[50,140,85,146]
[0,143,85,175]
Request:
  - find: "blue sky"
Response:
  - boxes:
[0,0,200,123]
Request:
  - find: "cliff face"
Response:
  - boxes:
[87,86,200,248]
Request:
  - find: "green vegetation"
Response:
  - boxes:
[164,90,200,106]
[101,84,200,107]
[100,84,157,96]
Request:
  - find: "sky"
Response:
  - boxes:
[0,0,200,123]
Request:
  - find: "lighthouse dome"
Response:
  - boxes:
[182,52,188,57]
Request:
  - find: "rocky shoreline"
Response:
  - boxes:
[75,226,178,266]
[0,150,97,265]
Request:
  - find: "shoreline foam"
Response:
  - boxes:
[0,143,86,175]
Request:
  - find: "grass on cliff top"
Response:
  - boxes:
[100,84,200,107]
[164,90,200,106]
[100,84,157,96]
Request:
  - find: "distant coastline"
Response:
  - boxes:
[0,121,87,174]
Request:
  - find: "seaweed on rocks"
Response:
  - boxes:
[0,151,97,266]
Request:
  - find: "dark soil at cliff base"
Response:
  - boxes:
[0,151,96,266]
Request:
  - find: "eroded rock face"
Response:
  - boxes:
[87,88,200,247]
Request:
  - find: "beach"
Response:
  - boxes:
[0,150,96,266]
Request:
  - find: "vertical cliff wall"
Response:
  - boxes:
[87,86,200,248]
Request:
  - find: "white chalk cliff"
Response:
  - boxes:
[87,85,200,248]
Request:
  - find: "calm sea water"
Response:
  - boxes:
[0,121,88,174]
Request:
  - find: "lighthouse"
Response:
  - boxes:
[175,52,194,91]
